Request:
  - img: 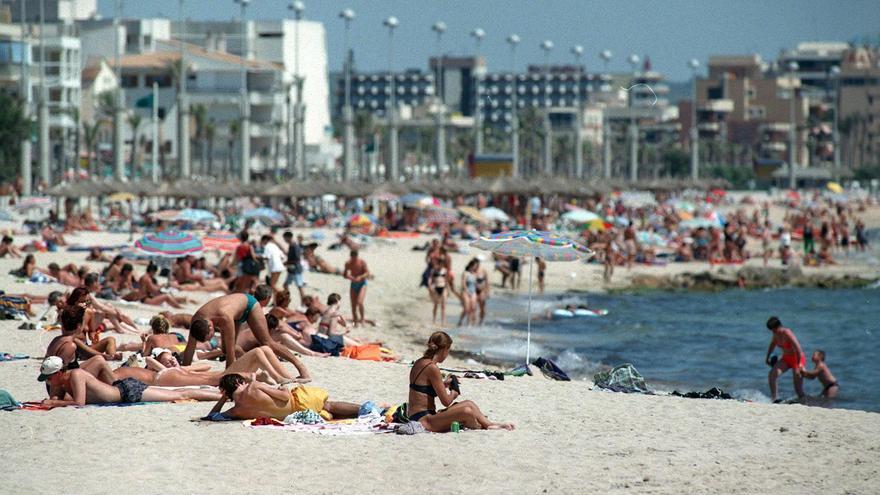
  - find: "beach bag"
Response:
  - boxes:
[309,334,344,356]
[241,256,263,276]
[593,363,650,394]
[531,357,571,381]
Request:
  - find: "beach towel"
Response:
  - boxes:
[66,244,128,252]
[593,364,651,394]
[0,295,30,319]
[246,413,393,436]
[341,344,385,361]
[531,357,571,381]
[0,390,20,411]
[0,353,29,362]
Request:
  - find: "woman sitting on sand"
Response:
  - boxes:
[404,331,513,433]
[122,263,185,308]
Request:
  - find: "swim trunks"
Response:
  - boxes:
[781,353,806,370]
[351,280,367,292]
[235,294,258,325]
[289,386,331,419]
[112,377,148,403]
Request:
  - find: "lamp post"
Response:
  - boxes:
[383,16,399,182]
[787,60,799,190]
[599,49,612,179]
[540,40,554,176]
[235,0,250,185]
[36,0,50,187]
[506,34,520,177]
[829,65,841,172]
[339,8,355,181]
[471,28,485,156]
[571,44,584,178]
[688,58,700,180]
[111,0,125,181]
[19,0,32,194]
[177,0,190,179]
[289,1,306,180]
[432,21,446,178]
[627,53,640,182]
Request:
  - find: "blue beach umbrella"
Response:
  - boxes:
[174,208,217,224]
[243,207,284,224]
[471,230,593,363]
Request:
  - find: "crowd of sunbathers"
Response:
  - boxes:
[24,243,513,433]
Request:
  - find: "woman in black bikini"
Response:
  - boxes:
[407,331,514,432]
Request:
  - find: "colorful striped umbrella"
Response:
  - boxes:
[202,231,239,252]
[423,207,459,225]
[134,230,203,257]
[13,197,52,211]
[152,209,181,221]
[471,230,593,364]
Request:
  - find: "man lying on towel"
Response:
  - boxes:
[37,356,221,407]
[207,373,363,421]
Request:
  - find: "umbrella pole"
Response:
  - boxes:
[526,258,533,365]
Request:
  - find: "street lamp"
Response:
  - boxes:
[506,33,520,177]
[431,21,447,177]
[600,49,612,178]
[571,44,584,178]
[19,0,32,194]
[688,58,700,180]
[470,28,485,156]
[235,0,251,185]
[178,0,190,179]
[111,0,125,182]
[829,65,841,172]
[787,60,799,190]
[383,16,399,182]
[540,40,554,175]
[627,53,640,182]
[289,1,306,180]
[339,8,355,181]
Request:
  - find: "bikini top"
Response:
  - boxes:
[409,360,438,397]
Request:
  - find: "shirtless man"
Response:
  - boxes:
[207,373,361,421]
[174,255,229,292]
[180,285,310,382]
[343,250,370,326]
[237,314,328,358]
[38,356,221,407]
[801,350,839,398]
[125,263,184,308]
[764,316,806,402]
[47,263,81,286]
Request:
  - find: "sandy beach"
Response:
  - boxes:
[1,221,880,494]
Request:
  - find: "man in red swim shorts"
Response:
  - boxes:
[764,316,806,402]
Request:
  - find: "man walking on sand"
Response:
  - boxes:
[343,250,370,327]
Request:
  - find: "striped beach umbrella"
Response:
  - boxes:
[202,231,239,252]
[152,209,181,221]
[134,230,203,258]
[243,207,284,224]
[471,230,593,364]
[13,197,52,211]
[346,213,377,228]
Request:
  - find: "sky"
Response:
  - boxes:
[101,0,880,81]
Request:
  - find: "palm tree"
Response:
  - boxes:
[191,103,208,175]
[226,120,239,181]
[205,119,216,176]
[127,113,142,176]
[82,120,101,179]
[0,94,30,182]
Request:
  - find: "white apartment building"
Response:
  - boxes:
[9,0,97,23]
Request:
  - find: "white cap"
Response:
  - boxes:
[38,356,64,381]
[151,347,172,358]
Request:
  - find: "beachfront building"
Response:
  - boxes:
[7,0,97,23]
[0,17,81,187]
[837,46,880,170]
[176,19,335,176]
[688,54,810,178]
[81,39,286,180]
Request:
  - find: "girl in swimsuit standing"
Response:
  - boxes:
[459,259,479,326]
[427,258,447,325]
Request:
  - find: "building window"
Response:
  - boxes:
[746,87,756,99]
[120,75,139,88]
[748,106,766,119]
[145,75,171,88]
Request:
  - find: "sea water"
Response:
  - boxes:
[452,287,880,412]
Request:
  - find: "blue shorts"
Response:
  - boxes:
[285,271,305,288]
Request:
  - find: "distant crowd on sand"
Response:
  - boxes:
[6,225,513,433]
